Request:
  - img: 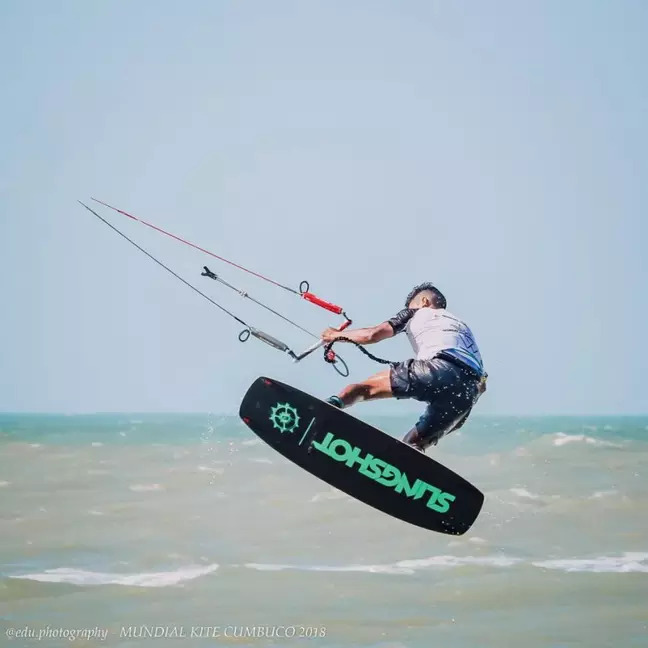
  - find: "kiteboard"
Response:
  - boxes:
[239,377,484,535]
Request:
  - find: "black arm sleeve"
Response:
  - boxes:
[387,308,415,334]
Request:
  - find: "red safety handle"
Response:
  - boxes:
[336,318,352,332]
[301,292,343,315]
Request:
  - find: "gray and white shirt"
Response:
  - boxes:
[388,307,484,374]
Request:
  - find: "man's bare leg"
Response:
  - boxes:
[328,369,393,409]
[401,426,434,452]
[402,406,473,452]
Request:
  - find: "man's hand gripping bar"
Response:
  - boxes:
[293,314,352,363]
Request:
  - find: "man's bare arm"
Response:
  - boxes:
[321,321,394,345]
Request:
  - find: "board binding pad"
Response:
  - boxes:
[239,377,484,535]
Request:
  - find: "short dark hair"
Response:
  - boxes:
[405,282,447,309]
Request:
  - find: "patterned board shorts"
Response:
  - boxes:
[390,356,483,447]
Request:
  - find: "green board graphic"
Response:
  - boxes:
[240,377,484,534]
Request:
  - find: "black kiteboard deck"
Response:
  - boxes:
[239,377,484,535]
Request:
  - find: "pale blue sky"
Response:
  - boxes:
[1,1,646,415]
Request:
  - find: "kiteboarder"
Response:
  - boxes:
[322,283,487,452]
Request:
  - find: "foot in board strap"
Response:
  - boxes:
[326,395,344,409]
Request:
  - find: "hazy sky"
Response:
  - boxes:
[1,1,646,415]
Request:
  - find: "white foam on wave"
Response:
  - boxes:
[245,562,413,575]
[310,489,347,503]
[509,488,560,502]
[242,438,262,447]
[510,488,542,500]
[245,563,295,572]
[245,554,521,575]
[247,552,648,576]
[0,480,10,487]
[589,490,618,499]
[91,442,103,447]
[553,433,621,448]
[396,555,522,569]
[197,465,224,474]
[128,483,165,492]
[448,536,488,548]
[10,564,219,587]
[534,553,648,573]
[249,458,273,464]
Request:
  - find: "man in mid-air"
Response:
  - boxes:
[321,283,486,452]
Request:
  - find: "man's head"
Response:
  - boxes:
[405,282,447,309]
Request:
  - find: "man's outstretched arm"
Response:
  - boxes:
[321,321,394,345]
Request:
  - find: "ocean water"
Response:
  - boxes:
[0,413,646,647]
